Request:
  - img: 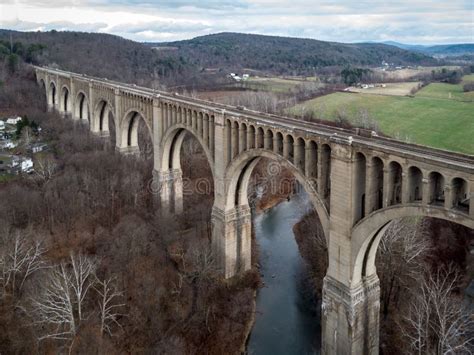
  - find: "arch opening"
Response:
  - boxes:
[226,149,329,238]
[265,129,274,151]
[248,125,256,150]
[283,134,294,163]
[230,155,327,353]
[39,79,47,109]
[354,152,367,223]
[61,86,70,114]
[370,157,384,212]
[452,177,469,213]
[428,172,445,206]
[295,137,305,173]
[256,127,264,149]
[119,110,153,161]
[387,161,402,206]
[231,121,239,158]
[320,144,331,206]
[356,215,474,353]
[75,92,90,122]
[162,127,215,216]
[306,140,318,179]
[49,82,56,106]
[240,123,248,153]
[94,99,113,134]
[408,166,423,202]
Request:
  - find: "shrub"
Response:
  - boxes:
[462,82,474,92]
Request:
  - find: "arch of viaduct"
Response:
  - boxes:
[35,66,474,355]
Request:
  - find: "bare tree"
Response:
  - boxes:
[33,153,58,184]
[70,253,97,322]
[401,265,474,354]
[376,218,431,317]
[94,277,125,337]
[185,242,217,283]
[32,263,77,341]
[0,232,47,298]
[31,253,97,343]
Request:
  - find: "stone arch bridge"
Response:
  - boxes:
[35,66,474,355]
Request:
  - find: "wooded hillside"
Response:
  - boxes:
[150,32,437,75]
[1,29,439,88]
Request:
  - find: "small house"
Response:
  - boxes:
[0,154,33,174]
[6,116,22,125]
[0,140,17,149]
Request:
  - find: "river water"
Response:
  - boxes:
[247,194,321,355]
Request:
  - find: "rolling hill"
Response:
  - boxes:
[149,32,437,75]
[1,29,440,87]
[0,29,190,86]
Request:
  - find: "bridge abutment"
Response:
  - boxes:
[322,274,380,355]
[323,138,380,354]
[153,169,184,214]
[211,205,252,278]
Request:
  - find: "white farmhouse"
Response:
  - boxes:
[0,121,5,130]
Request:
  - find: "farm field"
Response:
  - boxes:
[415,75,474,102]
[288,80,474,154]
[373,65,462,81]
[196,90,251,101]
[197,75,323,101]
[347,82,421,96]
[242,76,319,93]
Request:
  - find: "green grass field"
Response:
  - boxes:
[288,80,474,154]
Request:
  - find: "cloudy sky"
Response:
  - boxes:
[0,0,472,44]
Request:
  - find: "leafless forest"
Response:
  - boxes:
[0,66,259,354]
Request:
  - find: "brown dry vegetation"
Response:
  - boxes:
[0,66,258,354]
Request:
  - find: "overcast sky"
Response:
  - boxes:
[0,0,472,44]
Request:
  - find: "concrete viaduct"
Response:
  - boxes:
[35,66,474,355]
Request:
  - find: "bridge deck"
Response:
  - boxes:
[35,66,474,172]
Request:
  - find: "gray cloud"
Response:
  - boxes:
[109,20,210,34]
[1,19,108,32]
[0,0,471,44]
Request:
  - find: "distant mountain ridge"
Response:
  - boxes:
[380,41,474,57]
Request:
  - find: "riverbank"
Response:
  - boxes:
[292,210,328,299]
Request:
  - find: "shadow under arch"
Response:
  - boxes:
[120,108,153,149]
[93,98,115,134]
[60,85,71,113]
[351,204,474,285]
[160,124,215,178]
[48,80,57,106]
[38,78,47,105]
[224,149,330,242]
[75,90,90,122]
[39,78,46,91]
